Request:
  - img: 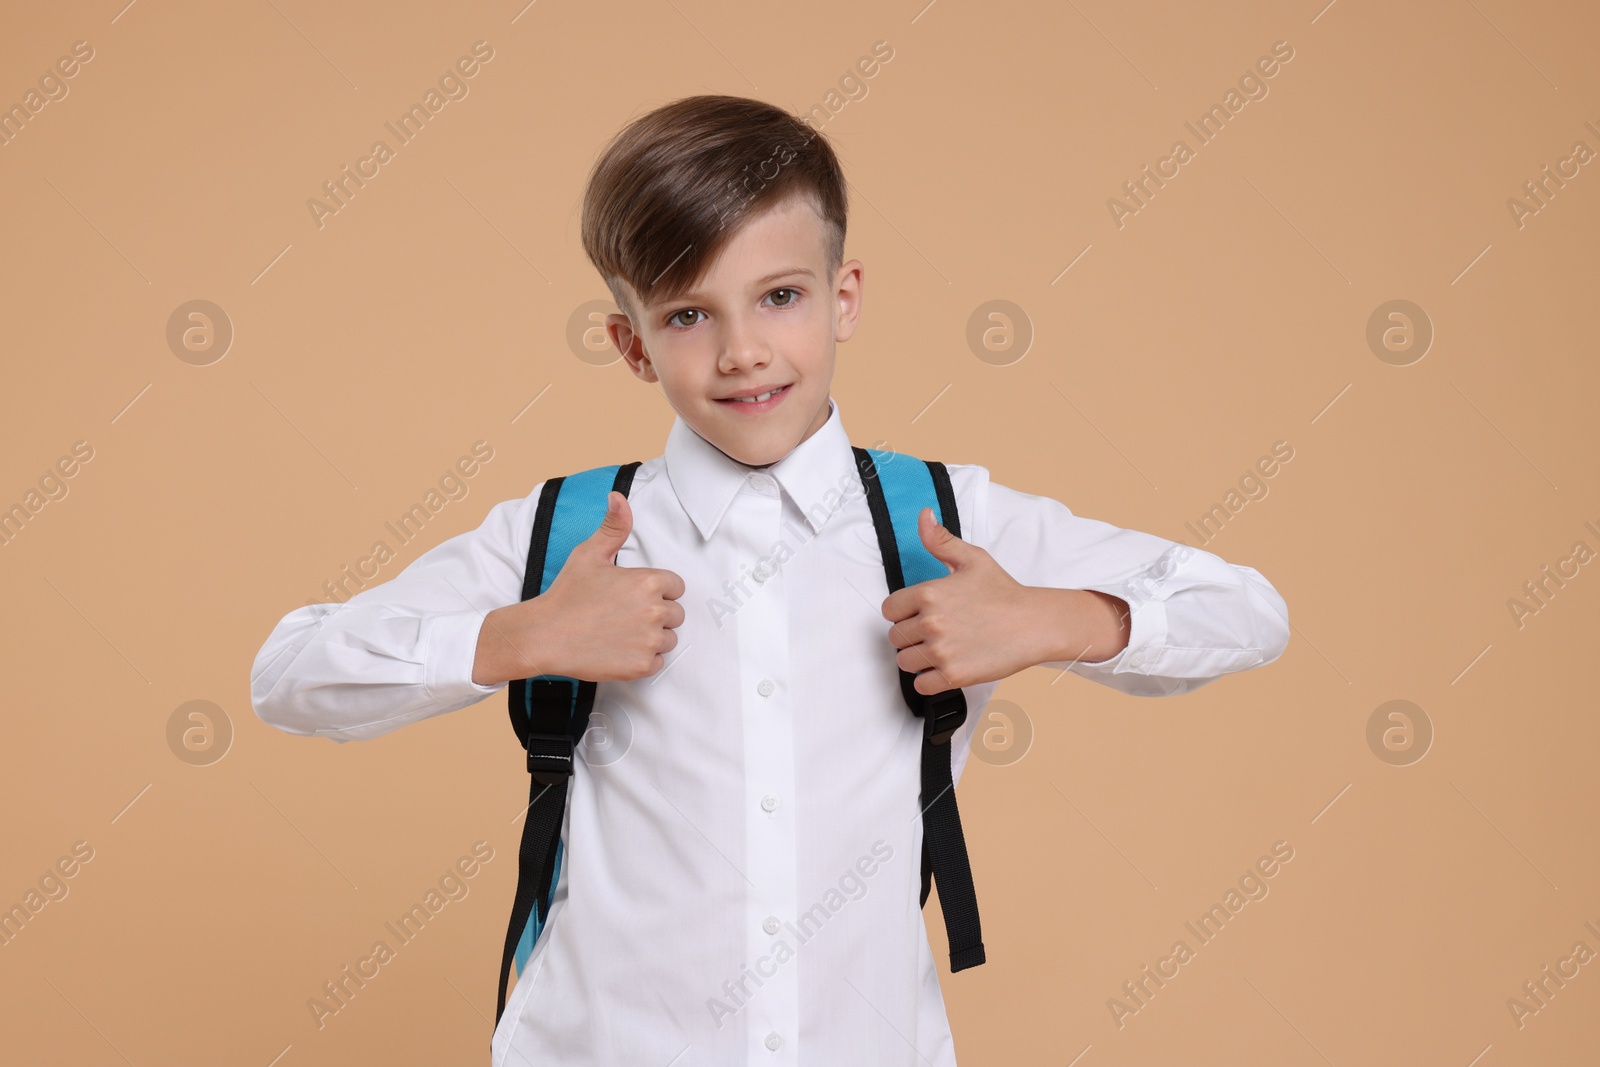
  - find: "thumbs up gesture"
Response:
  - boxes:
[880,507,1060,695]
[474,491,686,685]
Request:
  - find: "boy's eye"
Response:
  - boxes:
[666,288,800,329]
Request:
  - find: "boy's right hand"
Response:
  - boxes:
[472,491,686,686]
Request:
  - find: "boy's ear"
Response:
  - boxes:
[833,259,864,344]
[606,312,658,383]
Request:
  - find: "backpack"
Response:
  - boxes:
[493,447,986,1029]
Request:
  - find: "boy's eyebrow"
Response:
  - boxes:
[664,266,815,306]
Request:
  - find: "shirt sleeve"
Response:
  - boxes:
[248,485,542,743]
[959,464,1290,698]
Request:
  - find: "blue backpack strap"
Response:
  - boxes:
[496,461,641,1031]
[854,446,987,973]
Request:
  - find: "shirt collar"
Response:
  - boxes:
[664,396,858,541]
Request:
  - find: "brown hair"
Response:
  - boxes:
[580,94,848,322]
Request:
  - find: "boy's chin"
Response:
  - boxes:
[673,389,827,468]
[709,431,788,469]
[691,415,794,468]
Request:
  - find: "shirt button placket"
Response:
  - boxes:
[735,475,798,1061]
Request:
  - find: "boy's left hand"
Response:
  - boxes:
[881,507,1129,695]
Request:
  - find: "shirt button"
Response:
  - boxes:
[764,1032,783,1051]
[757,678,775,697]
[749,473,776,494]
[760,794,779,812]
[752,563,771,583]
[762,915,781,935]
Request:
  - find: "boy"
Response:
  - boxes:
[251,95,1289,1065]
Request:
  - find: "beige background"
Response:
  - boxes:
[2,0,1596,1063]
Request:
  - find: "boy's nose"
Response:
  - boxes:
[717,319,772,374]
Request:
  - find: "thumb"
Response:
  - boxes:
[919,506,975,570]
[583,491,632,563]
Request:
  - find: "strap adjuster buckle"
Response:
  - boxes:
[526,732,575,785]
[921,690,967,745]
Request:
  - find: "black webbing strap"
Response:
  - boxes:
[854,447,986,972]
[495,463,641,1032]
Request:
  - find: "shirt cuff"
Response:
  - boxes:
[424,608,505,703]
[1067,589,1169,675]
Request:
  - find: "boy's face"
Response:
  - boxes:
[606,193,862,468]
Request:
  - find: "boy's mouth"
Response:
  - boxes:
[715,383,792,413]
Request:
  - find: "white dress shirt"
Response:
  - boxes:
[250,397,1289,1065]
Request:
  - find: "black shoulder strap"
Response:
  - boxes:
[853,446,986,973]
[495,462,642,1033]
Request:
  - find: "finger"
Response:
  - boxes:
[886,615,924,650]
[583,491,633,563]
[880,587,920,623]
[918,506,983,572]
[896,633,940,668]
[663,600,686,630]
[913,666,955,696]
[658,569,687,600]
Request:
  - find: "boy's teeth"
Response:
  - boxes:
[732,386,782,403]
